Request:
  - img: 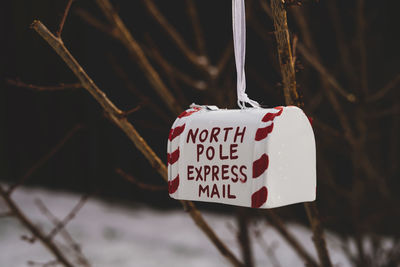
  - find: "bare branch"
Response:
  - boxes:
[107,55,172,125]
[237,208,254,267]
[0,185,74,267]
[75,8,118,38]
[269,1,333,266]
[7,79,82,91]
[367,73,400,103]
[95,0,182,115]
[31,20,243,267]
[116,168,167,191]
[57,0,75,38]
[0,211,13,218]
[270,0,298,104]
[141,0,208,71]
[304,203,332,267]
[145,38,207,91]
[47,194,89,241]
[253,228,282,267]
[356,0,369,95]
[296,43,356,103]
[8,123,84,195]
[265,210,319,267]
[35,199,90,267]
[185,0,207,55]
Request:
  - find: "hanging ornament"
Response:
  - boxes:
[167,0,316,208]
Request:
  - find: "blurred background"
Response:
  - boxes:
[1,0,399,266]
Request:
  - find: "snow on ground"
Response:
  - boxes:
[0,186,351,267]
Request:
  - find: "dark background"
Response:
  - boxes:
[1,0,399,236]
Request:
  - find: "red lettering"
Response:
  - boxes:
[240,166,247,183]
[204,165,211,181]
[223,127,233,142]
[197,144,204,162]
[187,165,194,180]
[206,146,215,160]
[199,129,208,142]
[234,127,246,143]
[212,166,219,181]
[195,167,203,181]
[219,144,228,160]
[211,184,220,199]
[199,185,209,197]
[210,127,221,142]
[228,184,236,199]
[221,165,229,180]
[187,128,199,143]
[231,165,239,183]
[230,144,238,159]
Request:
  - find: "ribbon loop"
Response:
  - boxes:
[232,0,260,108]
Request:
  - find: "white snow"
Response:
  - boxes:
[0,186,352,267]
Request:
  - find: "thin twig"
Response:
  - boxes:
[237,208,254,267]
[35,199,91,267]
[107,55,172,124]
[141,0,209,72]
[0,211,13,218]
[27,260,60,267]
[265,210,319,267]
[75,8,118,38]
[7,79,82,91]
[31,20,243,267]
[326,0,357,87]
[145,38,207,91]
[356,0,369,95]
[304,203,332,267]
[47,194,89,241]
[269,1,332,266]
[116,168,167,191]
[95,0,182,115]
[185,0,207,55]
[121,105,142,117]
[296,43,356,103]
[366,73,400,103]
[253,228,282,267]
[0,185,74,267]
[8,123,84,195]
[57,0,75,38]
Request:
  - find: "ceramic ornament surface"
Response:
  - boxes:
[167,105,316,209]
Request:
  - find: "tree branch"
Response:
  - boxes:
[8,123,84,195]
[31,20,243,267]
[94,0,182,115]
[7,79,82,91]
[35,199,91,267]
[269,1,332,266]
[0,185,74,267]
[116,168,167,191]
[57,0,75,38]
[265,210,319,267]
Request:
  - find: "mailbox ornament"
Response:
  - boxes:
[167,0,316,208]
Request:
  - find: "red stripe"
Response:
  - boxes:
[169,124,186,141]
[167,147,180,165]
[262,107,284,122]
[178,107,201,118]
[255,123,274,141]
[168,175,179,194]
[253,154,269,178]
[251,186,268,208]
[307,116,313,126]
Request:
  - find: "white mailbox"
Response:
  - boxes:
[167,105,316,208]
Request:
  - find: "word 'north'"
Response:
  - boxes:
[186,126,247,143]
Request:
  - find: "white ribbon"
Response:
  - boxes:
[232,0,260,109]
